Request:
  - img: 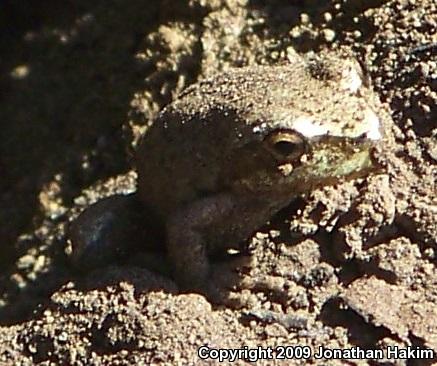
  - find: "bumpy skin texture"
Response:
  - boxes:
[72,51,387,296]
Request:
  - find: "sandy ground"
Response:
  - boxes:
[0,0,436,365]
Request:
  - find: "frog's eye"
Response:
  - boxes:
[265,131,306,162]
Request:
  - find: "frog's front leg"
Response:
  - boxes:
[166,192,257,299]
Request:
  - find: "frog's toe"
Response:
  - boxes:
[69,194,152,271]
[203,254,256,307]
[210,253,254,286]
[205,279,258,309]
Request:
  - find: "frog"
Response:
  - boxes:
[69,50,387,299]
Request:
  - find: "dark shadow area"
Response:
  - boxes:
[0,0,158,268]
[0,0,206,326]
[0,0,202,272]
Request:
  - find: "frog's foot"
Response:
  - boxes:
[69,193,161,271]
[171,250,255,307]
[201,254,257,308]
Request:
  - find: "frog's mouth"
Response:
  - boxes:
[274,136,381,194]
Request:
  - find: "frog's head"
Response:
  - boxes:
[229,123,382,196]
[226,55,385,196]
